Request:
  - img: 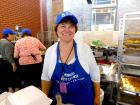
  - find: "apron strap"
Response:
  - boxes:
[56,42,60,63]
[73,40,78,59]
[56,40,78,63]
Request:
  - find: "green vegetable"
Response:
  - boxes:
[91,40,103,48]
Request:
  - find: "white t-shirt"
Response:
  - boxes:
[41,41,100,82]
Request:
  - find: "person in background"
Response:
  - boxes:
[0,28,17,93]
[41,11,100,105]
[14,28,46,89]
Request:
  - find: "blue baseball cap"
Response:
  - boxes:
[2,28,16,35]
[21,28,32,36]
[55,11,78,25]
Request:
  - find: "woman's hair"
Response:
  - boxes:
[21,28,32,37]
[2,34,8,38]
[54,18,78,36]
[21,33,31,37]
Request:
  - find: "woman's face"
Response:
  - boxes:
[57,21,76,43]
[8,34,15,41]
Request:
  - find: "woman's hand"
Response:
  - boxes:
[94,96,100,105]
[93,82,100,105]
[12,63,17,72]
[56,94,74,105]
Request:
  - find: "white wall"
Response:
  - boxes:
[75,31,118,46]
[116,0,140,31]
[64,0,92,31]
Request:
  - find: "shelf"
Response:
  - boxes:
[122,72,140,77]
[117,102,131,105]
[120,63,140,76]
[120,88,140,95]
[123,52,140,56]
[120,62,140,67]
[124,48,140,51]
[124,43,140,46]
[121,68,140,77]
[125,32,140,35]
[117,91,139,105]
[117,12,140,105]
[121,56,140,65]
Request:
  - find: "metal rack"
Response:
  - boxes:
[117,12,140,105]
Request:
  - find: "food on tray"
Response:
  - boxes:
[124,38,140,44]
[121,76,140,93]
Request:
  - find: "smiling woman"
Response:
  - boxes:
[41,11,100,105]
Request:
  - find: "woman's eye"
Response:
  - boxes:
[69,25,74,28]
[61,25,65,28]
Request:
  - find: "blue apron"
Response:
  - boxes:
[51,41,94,105]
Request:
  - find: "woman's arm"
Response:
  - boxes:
[41,80,52,95]
[14,42,20,58]
[93,82,100,105]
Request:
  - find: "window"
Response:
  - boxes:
[92,0,116,5]
[95,0,111,4]
[91,0,117,31]
[93,12,114,25]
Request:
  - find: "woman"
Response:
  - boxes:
[14,28,46,88]
[41,11,100,105]
[0,28,17,93]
